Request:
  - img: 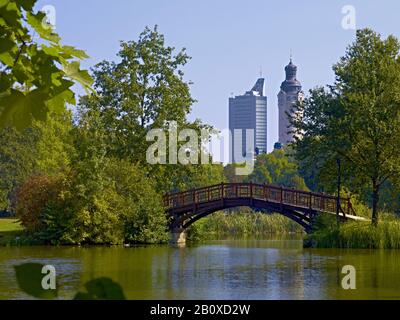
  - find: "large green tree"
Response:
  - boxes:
[78,26,224,193]
[292,29,400,225]
[79,26,194,163]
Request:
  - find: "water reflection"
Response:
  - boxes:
[1,238,400,299]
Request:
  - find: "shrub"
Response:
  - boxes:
[14,159,169,245]
[16,174,65,233]
[105,159,169,244]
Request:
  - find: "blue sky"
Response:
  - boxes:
[36,0,400,151]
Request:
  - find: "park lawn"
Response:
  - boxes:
[0,218,24,245]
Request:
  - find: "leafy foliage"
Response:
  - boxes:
[0,126,37,210]
[78,26,193,163]
[15,174,65,233]
[0,0,92,129]
[0,111,74,211]
[246,148,308,190]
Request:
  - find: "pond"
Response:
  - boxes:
[1,237,400,299]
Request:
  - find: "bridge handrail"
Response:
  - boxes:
[163,182,356,217]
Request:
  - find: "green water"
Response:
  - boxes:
[1,237,400,299]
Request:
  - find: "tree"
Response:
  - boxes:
[246,149,308,190]
[78,25,194,163]
[0,110,74,212]
[291,29,400,225]
[0,0,92,130]
[0,126,37,210]
[223,163,247,183]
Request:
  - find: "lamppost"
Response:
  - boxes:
[336,158,341,226]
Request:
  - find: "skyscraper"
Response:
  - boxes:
[277,58,304,145]
[229,78,267,163]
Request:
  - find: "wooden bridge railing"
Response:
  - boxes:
[164,183,356,217]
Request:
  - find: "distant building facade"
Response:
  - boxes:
[229,78,267,162]
[277,59,304,145]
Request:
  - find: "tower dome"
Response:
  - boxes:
[280,58,302,93]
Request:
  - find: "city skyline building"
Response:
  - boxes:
[229,78,268,163]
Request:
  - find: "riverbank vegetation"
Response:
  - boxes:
[305,213,400,249]
[188,210,303,241]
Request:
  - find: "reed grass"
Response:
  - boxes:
[188,210,303,241]
[306,213,400,249]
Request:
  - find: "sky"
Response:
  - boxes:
[36,0,400,152]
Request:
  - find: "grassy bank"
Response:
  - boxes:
[188,210,303,241]
[305,213,400,249]
[0,218,24,245]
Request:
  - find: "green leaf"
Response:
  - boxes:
[29,90,49,121]
[62,45,89,60]
[1,1,21,27]
[74,278,126,300]
[63,61,93,90]
[0,0,9,9]
[0,89,49,130]
[0,74,11,91]
[14,263,58,299]
[0,36,17,66]
[0,51,14,66]
[45,89,75,113]
[41,44,61,57]
[26,11,60,43]
[13,65,30,83]
[0,37,15,53]
[17,0,36,11]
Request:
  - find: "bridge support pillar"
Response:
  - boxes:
[169,228,187,246]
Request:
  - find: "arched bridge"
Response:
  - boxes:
[164,182,365,243]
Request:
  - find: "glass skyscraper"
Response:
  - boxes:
[229,78,267,163]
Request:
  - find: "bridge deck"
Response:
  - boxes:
[164,182,368,221]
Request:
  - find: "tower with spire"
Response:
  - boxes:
[277,57,304,145]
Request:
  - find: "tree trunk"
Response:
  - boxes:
[371,179,379,226]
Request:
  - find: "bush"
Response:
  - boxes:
[47,159,169,244]
[14,158,169,245]
[16,174,65,234]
